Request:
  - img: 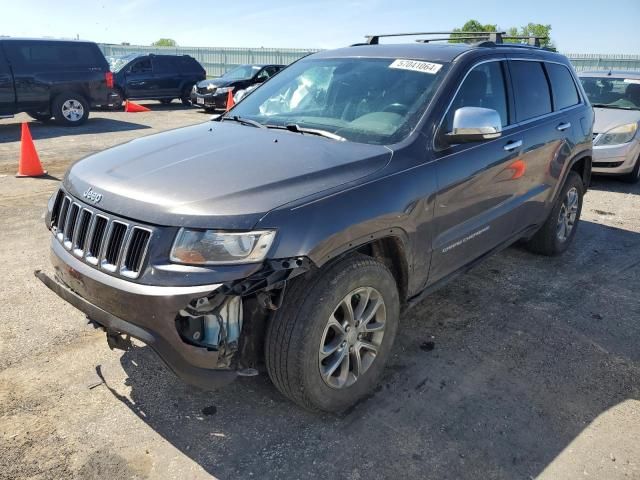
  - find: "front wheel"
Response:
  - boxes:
[265,254,399,412]
[526,171,584,256]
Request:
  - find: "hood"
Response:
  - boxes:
[64,122,391,230]
[197,78,237,89]
[593,107,640,134]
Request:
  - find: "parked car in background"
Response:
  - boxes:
[193,64,285,111]
[39,34,593,412]
[0,38,111,126]
[107,53,205,107]
[579,71,640,183]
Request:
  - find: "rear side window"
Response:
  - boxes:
[509,61,552,122]
[445,61,509,131]
[6,42,104,67]
[153,56,176,73]
[546,63,580,110]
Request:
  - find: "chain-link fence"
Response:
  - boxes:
[98,44,640,76]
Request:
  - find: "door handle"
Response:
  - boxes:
[557,122,571,131]
[504,140,523,152]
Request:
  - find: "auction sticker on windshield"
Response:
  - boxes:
[389,59,442,74]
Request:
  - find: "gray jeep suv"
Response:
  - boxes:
[38,33,593,412]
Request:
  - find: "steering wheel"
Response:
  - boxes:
[382,103,409,115]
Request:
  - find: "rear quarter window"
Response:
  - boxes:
[545,63,580,110]
[509,61,552,122]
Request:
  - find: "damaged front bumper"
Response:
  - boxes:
[37,240,240,390]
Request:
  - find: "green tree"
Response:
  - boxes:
[151,38,177,47]
[450,21,553,48]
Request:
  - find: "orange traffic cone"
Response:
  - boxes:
[124,100,150,113]
[16,123,47,178]
[226,90,235,111]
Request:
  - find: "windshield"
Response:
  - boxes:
[227,57,447,145]
[580,76,640,110]
[107,54,138,73]
[221,65,261,81]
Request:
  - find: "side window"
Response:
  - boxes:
[131,58,152,74]
[509,61,552,122]
[546,63,580,110]
[153,57,176,73]
[445,61,509,131]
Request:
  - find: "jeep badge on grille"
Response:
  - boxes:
[83,187,103,204]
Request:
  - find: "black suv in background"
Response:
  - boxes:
[0,38,111,126]
[193,64,285,111]
[107,53,206,107]
[39,33,593,412]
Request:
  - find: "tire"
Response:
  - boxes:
[265,254,400,412]
[159,98,173,105]
[26,111,52,122]
[181,87,193,106]
[52,93,89,126]
[526,171,584,256]
[110,89,124,110]
[623,155,640,184]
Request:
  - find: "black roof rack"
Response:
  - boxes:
[365,31,547,48]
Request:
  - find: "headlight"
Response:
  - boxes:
[215,86,234,95]
[595,123,638,146]
[233,89,246,103]
[170,229,276,265]
[192,84,197,92]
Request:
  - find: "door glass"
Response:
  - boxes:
[510,61,552,121]
[131,58,152,74]
[445,61,509,131]
[546,63,580,110]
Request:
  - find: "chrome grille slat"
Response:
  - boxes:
[63,203,81,249]
[56,197,71,241]
[50,188,152,279]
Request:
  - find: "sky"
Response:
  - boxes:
[1,0,639,54]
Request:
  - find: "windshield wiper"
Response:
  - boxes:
[220,115,266,128]
[266,123,346,141]
[592,103,636,110]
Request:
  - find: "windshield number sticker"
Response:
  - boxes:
[389,59,442,75]
[624,79,640,84]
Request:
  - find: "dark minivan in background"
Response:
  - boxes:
[0,38,111,126]
[107,53,206,107]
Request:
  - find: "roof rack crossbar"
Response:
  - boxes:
[366,31,547,47]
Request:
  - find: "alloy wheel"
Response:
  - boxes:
[61,99,84,122]
[318,287,386,389]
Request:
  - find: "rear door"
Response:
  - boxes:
[504,59,574,226]
[152,56,181,97]
[0,44,16,114]
[125,57,154,98]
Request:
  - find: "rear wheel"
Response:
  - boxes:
[526,171,584,256]
[26,111,52,122]
[623,155,640,184]
[52,93,89,126]
[265,254,399,412]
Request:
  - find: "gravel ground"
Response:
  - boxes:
[0,105,638,480]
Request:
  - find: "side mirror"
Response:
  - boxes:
[445,107,502,144]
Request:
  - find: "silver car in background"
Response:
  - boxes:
[579,71,640,183]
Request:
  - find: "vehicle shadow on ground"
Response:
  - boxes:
[589,175,640,195]
[105,220,639,480]
[0,118,151,142]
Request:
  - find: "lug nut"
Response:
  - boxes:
[345,326,350,332]
[193,331,201,340]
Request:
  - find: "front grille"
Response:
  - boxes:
[594,161,624,168]
[50,190,152,279]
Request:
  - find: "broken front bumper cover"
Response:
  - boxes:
[36,240,238,390]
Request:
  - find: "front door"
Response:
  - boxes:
[125,57,154,98]
[428,59,525,284]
